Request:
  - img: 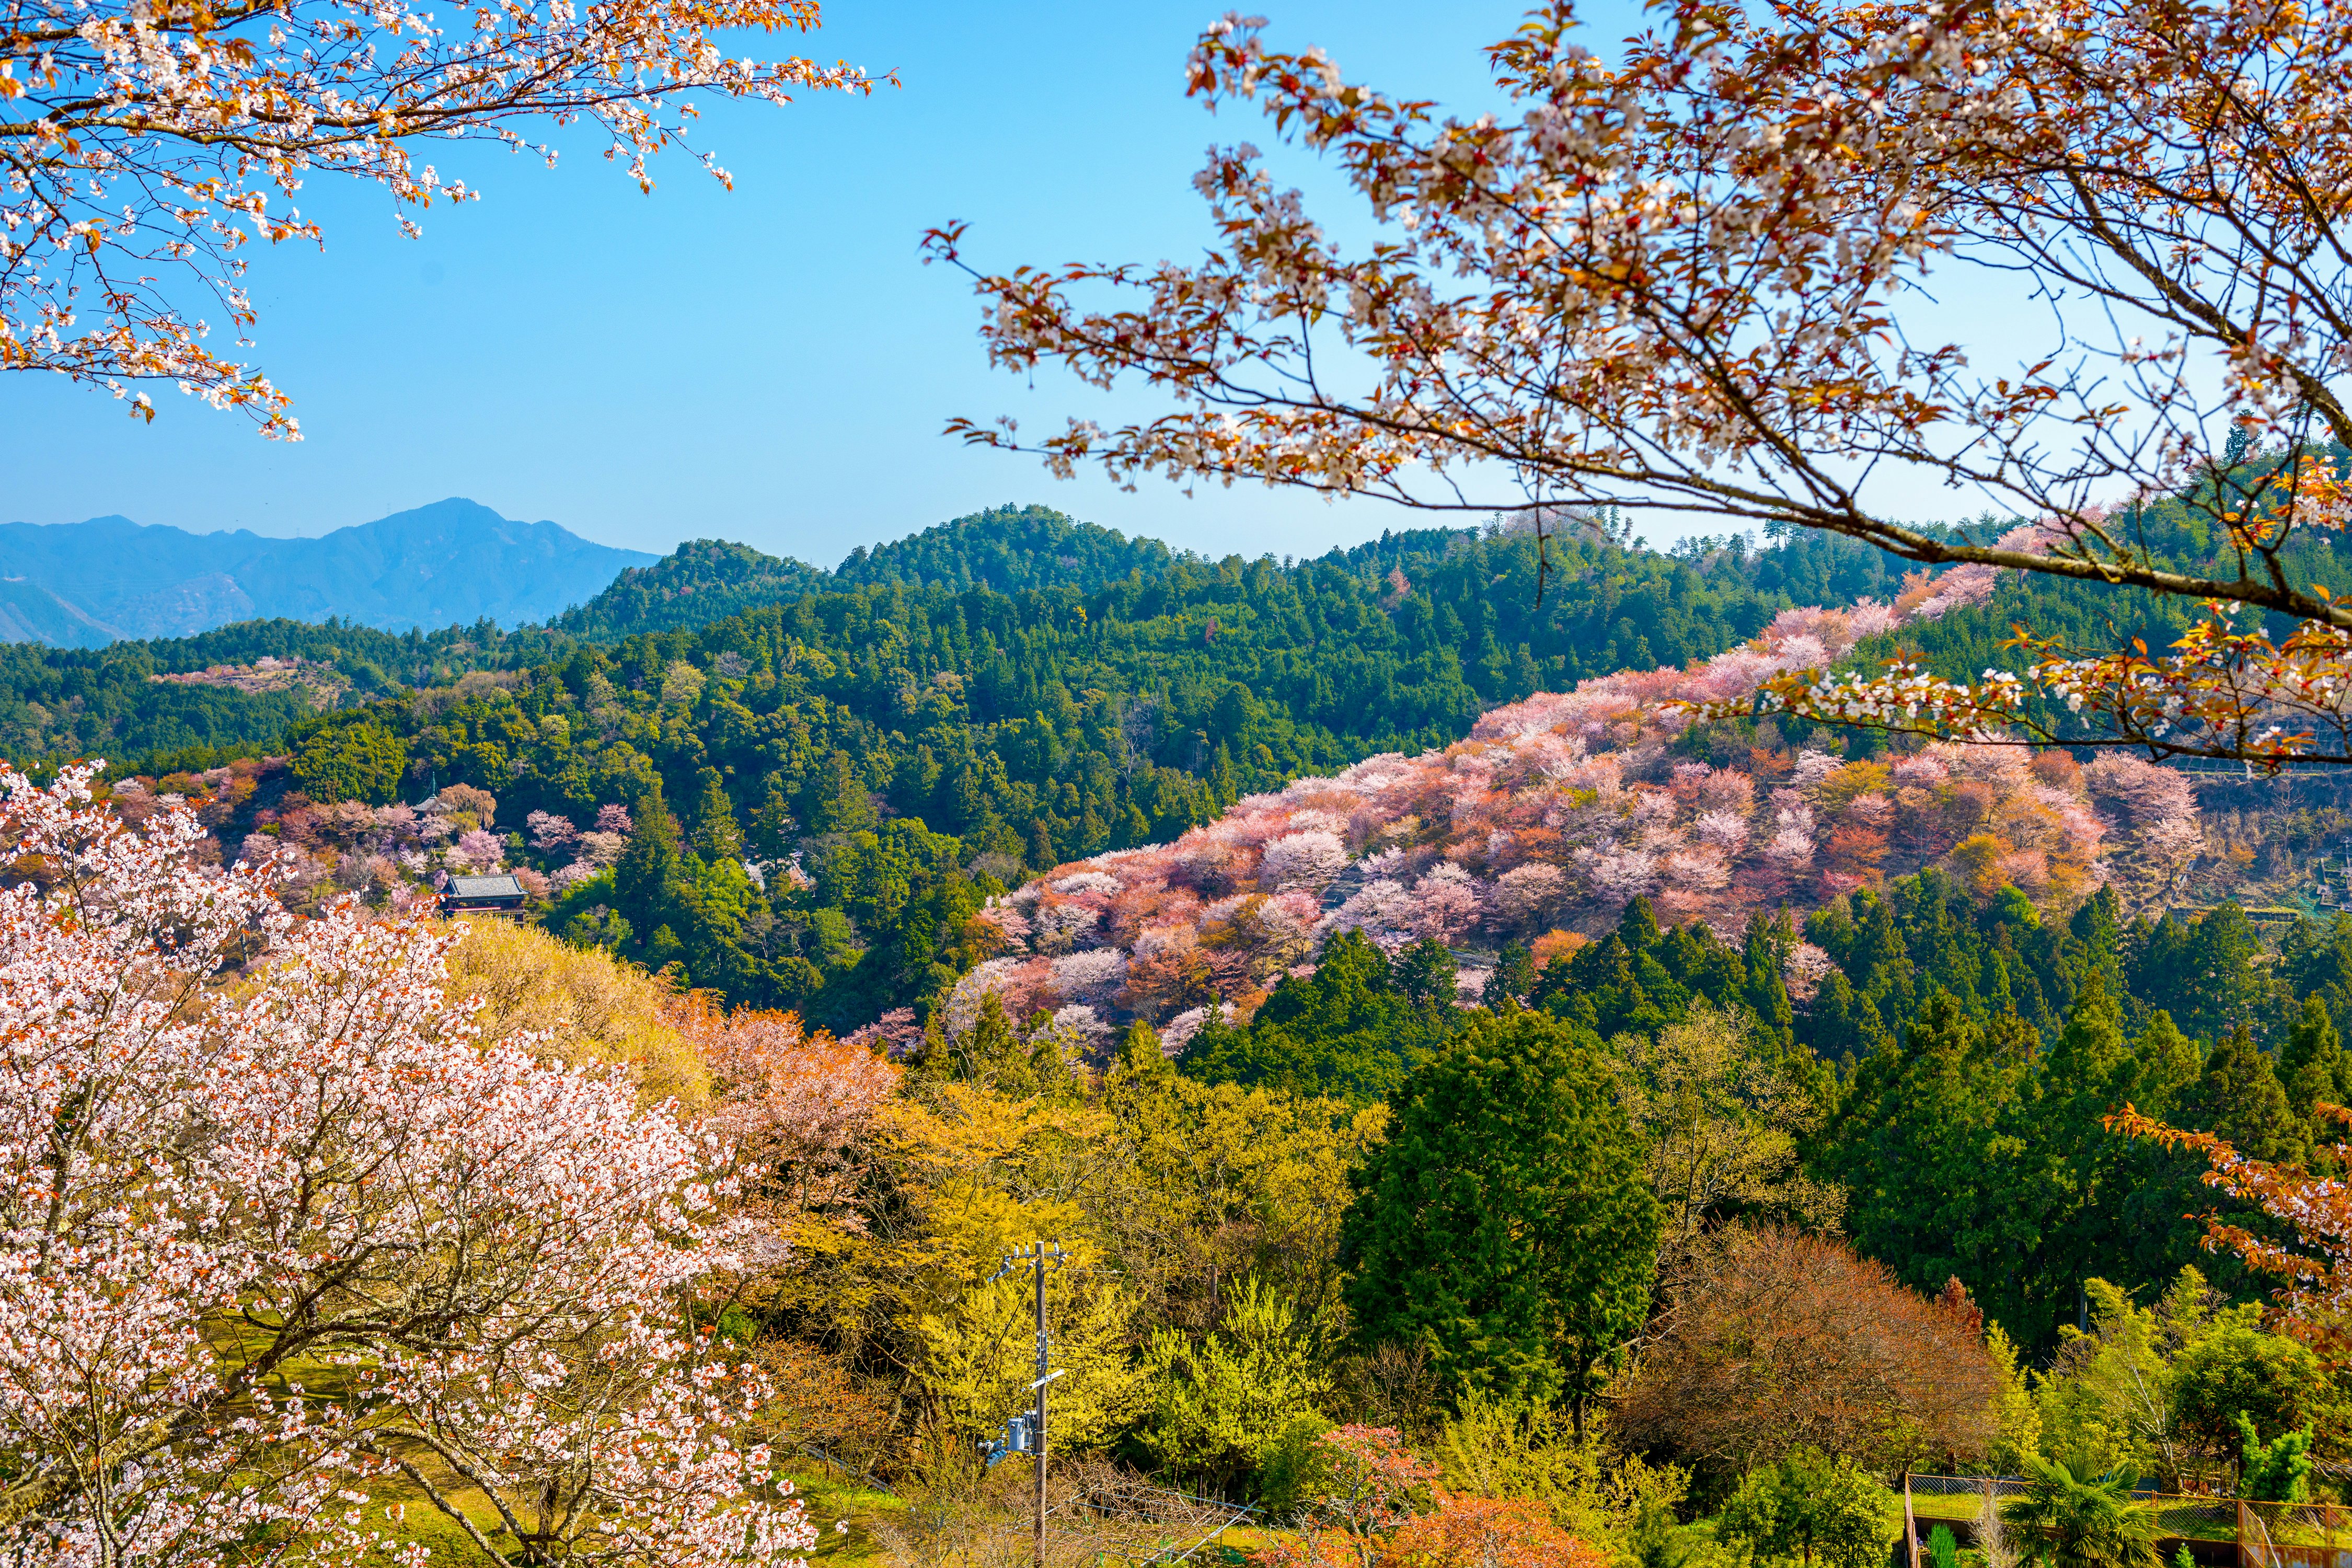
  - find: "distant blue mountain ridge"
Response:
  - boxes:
[0,499,657,647]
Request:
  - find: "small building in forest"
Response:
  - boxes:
[442,873,528,918]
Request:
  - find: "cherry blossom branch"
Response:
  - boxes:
[929,0,2352,760]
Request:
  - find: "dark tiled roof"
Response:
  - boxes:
[446,874,526,900]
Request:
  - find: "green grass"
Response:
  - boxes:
[781,1463,904,1564]
[342,1459,906,1567]
[1909,1492,1994,1525]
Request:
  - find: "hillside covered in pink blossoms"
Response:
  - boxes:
[946,570,2206,1051]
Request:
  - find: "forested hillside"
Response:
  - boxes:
[548,503,1181,640]
[43,497,2352,1547]
[251,522,1931,1028]
[0,501,1931,778]
[0,617,563,770]
[0,503,1182,763]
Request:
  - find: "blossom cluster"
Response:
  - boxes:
[4,0,877,429]
[0,764,815,1568]
[941,595,2199,1036]
[107,757,641,908]
[934,0,2352,769]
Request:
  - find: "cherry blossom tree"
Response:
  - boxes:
[450,826,505,873]
[921,582,2186,1043]
[1260,829,1351,891]
[4,0,879,429]
[683,1001,898,1239]
[2112,1104,2352,1357]
[930,1,2352,765]
[529,810,581,854]
[0,764,813,1568]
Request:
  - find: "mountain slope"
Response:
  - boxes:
[0,499,654,641]
[552,504,1184,641]
[0,578,124,648]
[251,521,1924,1033]
[833,502,1176,594]
[950,568,2181,1056]
[549,540,829,641]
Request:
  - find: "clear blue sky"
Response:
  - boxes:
[1,2,1638,564]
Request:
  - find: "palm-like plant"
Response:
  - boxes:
[2005,1457,2163,1568]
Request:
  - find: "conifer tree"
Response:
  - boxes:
[689,766,743,861]
[1819,994,2063,1347]
[2281,997,2350,1127]
[2194,1022,2307,1168]
[1342,1009,1657,1413]
[614,782,695,974]
[749,774,798,858]
[1393,938,1459,1011]
[1184,930,1450,1103]
[1485,941,1536,1009]
[812,750,876,835]
[2097,1011,2221,1298]
[1741,909,1797,1043]
[2038,973,2197,1320]
[1027,818,1058,872]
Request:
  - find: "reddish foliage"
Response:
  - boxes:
[1615,1225,1997,1475]
[675,1000,900,1231]
[1383,1494,1609,1568]
[2112,1103,2352,1359]
[1251,1426,1604,1568]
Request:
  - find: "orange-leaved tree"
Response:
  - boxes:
[1252,1425,1607,1568]
[3,0,878,431]
[2111,1103,2352,1358]
[927,0,2352,766]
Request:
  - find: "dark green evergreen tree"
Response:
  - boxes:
[1818,993,2066,1347]
[2036,972,2183,1327]
[2194,1022,2307,1167]
[1183,929,1454,1103]
[1485,940,1536,1009]
[1740,908,1797,1042]
[1342,1008,1658,1412]
[2281,995,2350,1128]
[689,765,742,860]
[612,782,695,976]
[1394,937,1459,1011]
[748,773,798,858]
[2134,904,2274,1044]
[811,750,876,835]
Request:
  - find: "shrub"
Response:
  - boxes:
[1717,1448,1890,1568]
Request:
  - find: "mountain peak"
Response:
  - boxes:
[0,501,654,645]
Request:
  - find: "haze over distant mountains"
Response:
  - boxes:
[0,499,656,647]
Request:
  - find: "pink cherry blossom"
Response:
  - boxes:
[448,827,504,873]
[1259,829,1352,890]
[848,573,2198,1035]
[0,765,815,1568]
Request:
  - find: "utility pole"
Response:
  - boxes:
[985,1239,1067,1567]
[1031,1241,1050,1568]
